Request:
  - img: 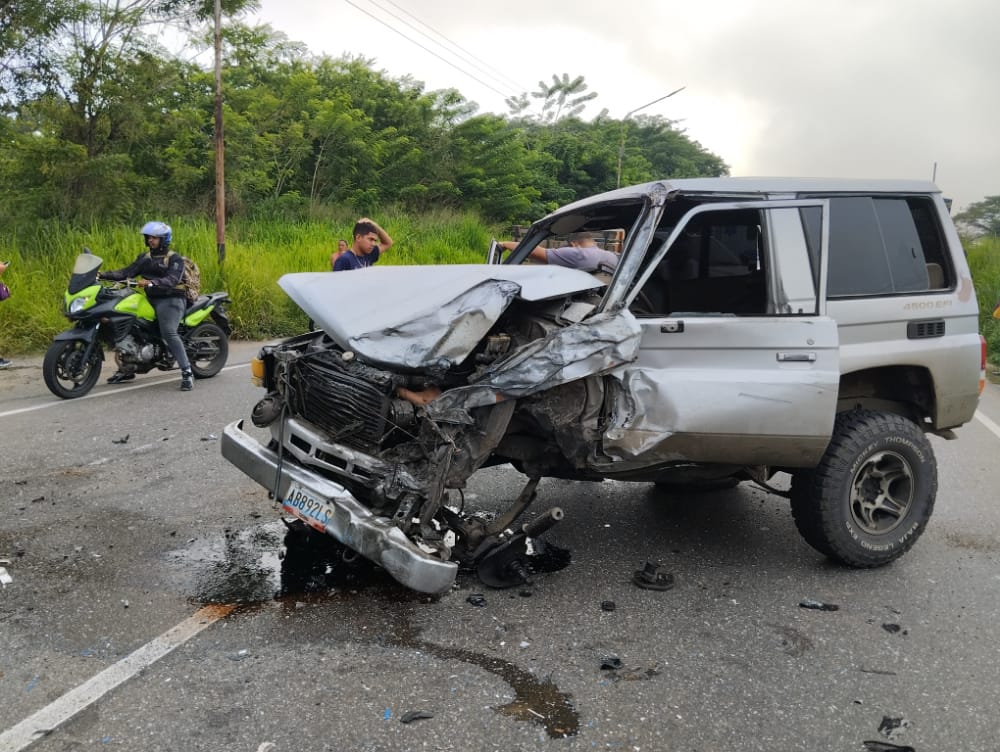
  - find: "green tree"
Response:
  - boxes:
[955,196,1000,238]
[510,73,598,123]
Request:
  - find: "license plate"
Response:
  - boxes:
[282,481,335,532]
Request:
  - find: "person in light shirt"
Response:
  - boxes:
[500,232,618,273]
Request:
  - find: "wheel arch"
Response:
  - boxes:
[837,365,935,426]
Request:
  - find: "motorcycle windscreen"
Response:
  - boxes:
[69,253,103,295]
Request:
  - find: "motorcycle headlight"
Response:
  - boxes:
[68,297,87,314]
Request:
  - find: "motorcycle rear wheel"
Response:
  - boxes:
[43,340,103,399]
[186,322,228,378]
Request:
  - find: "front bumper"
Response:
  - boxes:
[221,420,457,594]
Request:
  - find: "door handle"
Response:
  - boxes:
[776,352,817,362]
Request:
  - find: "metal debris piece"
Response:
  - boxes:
[601,600,616,611]
[799,598,839,612]
[600,656,623,670]
[859,666,898,676]
[0,567,12,586]
[400,710,434,724]
[112,434,129,444]
[466,593,487,607]
[863,741,915,752]
[201,434,219,442]
[632,562,675,591]
[878,716,910,739]
[882,623,902,634]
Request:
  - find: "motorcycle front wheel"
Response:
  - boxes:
[43,340,103,399]
[186,322,228,378]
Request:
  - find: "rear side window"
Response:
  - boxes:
[809,196,950,297]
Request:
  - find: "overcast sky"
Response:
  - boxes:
[250,0,999,213]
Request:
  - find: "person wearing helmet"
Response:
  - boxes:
[98,221,194,391]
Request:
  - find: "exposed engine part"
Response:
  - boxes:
[279,349,413,452]
[116,334,158,363]
[252,393,284,427]
[475,506,564,589]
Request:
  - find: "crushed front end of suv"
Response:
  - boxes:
[223,178,985,594]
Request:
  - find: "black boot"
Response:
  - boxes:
[180,370,194,391]
[107,371,136,384]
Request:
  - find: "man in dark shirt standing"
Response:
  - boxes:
[333,218,394,271]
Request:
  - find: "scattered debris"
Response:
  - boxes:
[799,598,840,612]
[863,741,915,752]
[518,589,532,598]
[600,656,623,671]
[112,434,130,445]
[0,567,12,587]
[859,666,898,676]
[201,434,219,442]
[383,707,391,720]
[400,710,434,724]
[878,716,910,738]
[632,562,675,591]
[882,623,902,634]
[466,593,487,607]
[600,600,616,612]
[256,743,277,752]
[121,599,129,609]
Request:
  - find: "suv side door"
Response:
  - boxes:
[597,199,840,471]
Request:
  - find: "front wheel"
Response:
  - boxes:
[43,339,103,399]
[790,409,936,568]
[185,322,228,378]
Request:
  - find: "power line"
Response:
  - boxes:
[341,0,514,100]
[376,0,529,94]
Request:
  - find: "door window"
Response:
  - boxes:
[634,208,767,316]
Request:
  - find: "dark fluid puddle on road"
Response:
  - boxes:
[388,620,579,739]
[167,520,403,604]
[168,521,579,738]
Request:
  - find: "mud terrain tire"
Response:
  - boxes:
[790,409,936,567]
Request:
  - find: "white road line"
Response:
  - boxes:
[974,410,1000,442]
[0,604,236,752]
[0,362,248,419]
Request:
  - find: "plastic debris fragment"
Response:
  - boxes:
[600,656,623,670]
[400,710,434,724]
[799,598,839,611]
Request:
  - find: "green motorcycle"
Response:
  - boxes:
[43,252,231,399]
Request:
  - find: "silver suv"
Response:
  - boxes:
[222,177,985,593]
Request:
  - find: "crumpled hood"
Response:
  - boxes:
[278,265,605,369]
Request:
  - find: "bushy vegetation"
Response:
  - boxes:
[965,236,1000,360]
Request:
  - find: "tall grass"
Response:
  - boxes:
[966,235,1000,361]
[0,210,502,353]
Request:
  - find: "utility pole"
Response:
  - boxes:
[616,87,685,188]
[214,0,226,265]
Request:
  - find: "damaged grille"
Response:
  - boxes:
[283,350,402,452]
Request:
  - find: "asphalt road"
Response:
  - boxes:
[1,345,999,752]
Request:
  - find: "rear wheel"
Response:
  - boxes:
[43,340,103,399]
[186,322,228,378]
[790,409,936,567]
